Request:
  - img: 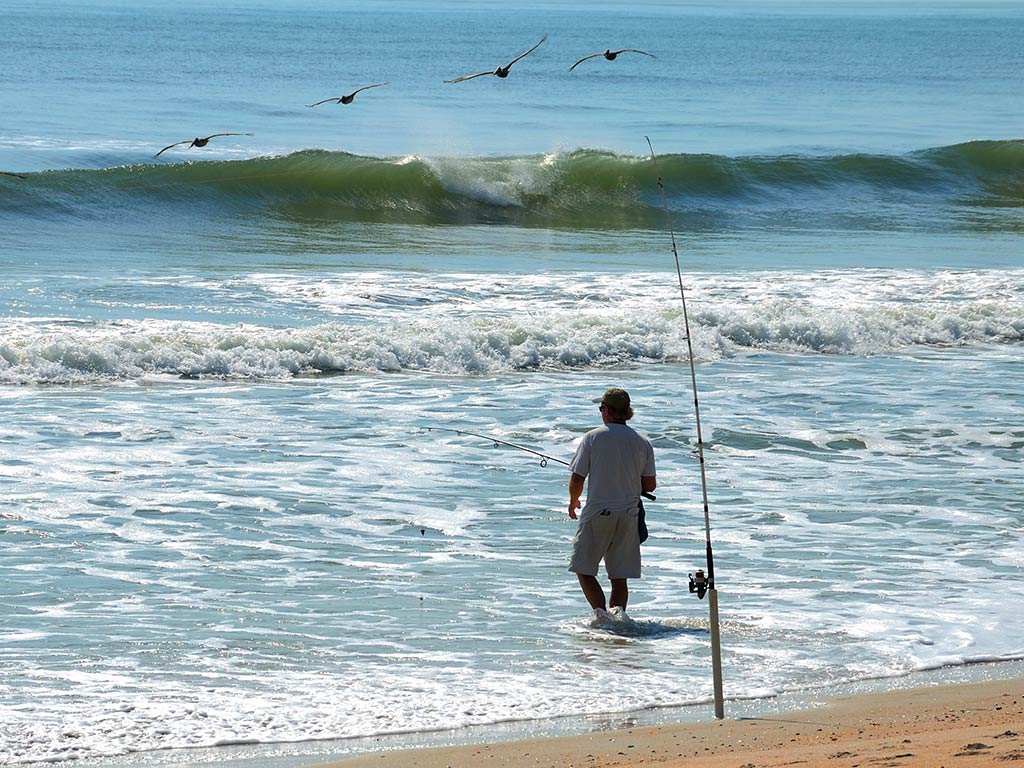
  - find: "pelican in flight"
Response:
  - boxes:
[1,171,27,179]
[307,83,389,107]
[154,133,254,158]
[445,35,548,83]
[569,48,656,72]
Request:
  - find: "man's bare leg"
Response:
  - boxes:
[577,574,606,611]
[610,578,628,610]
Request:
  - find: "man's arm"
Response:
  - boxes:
[641,439,657,496]
[568,473,586,520]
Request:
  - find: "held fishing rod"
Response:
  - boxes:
[425,426,656,501]
[646,136,725,720]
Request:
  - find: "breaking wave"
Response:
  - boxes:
[2,140,1022,229]
[2,273,1021,384]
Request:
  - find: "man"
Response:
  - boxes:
[568,387,656,617]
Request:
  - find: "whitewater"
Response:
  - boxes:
[1,269,1022,384]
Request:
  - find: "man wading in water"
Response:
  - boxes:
[567,388,656,619]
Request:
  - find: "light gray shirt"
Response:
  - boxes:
[569,423,656,521]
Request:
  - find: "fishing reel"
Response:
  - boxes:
[688,569,710,600]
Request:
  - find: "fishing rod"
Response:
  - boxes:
[425,426,656,501]
[646,135,725,720]
[427,426,568,466]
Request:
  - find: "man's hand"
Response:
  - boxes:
[568,473,585,520]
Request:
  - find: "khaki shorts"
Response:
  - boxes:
[568,507,641,579]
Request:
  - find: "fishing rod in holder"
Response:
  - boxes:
[425,426,656,501]
[646,136,725,720]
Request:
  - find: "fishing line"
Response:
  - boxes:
[646,135,725,720]
[426,426,569,468]
[120,166,321,192]
[5,164,311,191]
[425,426,656,501]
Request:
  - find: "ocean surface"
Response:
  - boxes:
[2,0,1023,765]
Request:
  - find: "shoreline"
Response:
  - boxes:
[69,660,1024,768]
[309,671,1024,768]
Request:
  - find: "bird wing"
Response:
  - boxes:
[569,52,603,71]
[154,139,191,157]
[307,97,341,107]
[444,70,494,84]
[506,34,548,68]
[203,133,254,139]
[352,82,388,95]
[615,48,656,58]
[1,171,27,179]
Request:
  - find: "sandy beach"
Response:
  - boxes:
[313,677,1023,768]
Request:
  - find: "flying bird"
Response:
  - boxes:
[445,35,548,83]
[569,48,656,72]
[154,133,254,158]
[307,83,389,107]
[1,171,27,179]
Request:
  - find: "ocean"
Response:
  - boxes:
[1,0,1023,765]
